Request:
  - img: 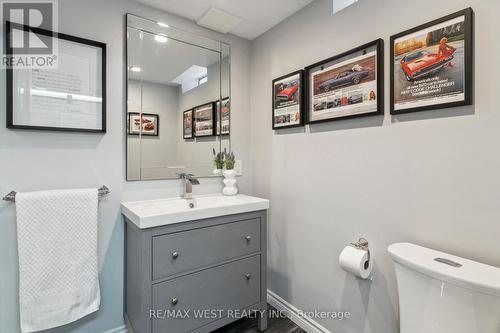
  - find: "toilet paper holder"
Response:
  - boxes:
[350,238,370,269]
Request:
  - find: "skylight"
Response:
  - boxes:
[172,65,208,93]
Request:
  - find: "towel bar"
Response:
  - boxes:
[2,185,111,202]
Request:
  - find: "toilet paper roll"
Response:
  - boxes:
[339,245,373,279]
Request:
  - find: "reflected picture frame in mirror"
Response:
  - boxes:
[216,97,230,135]
[128,113,159,136]
[183,109,194,139]
[193,102,215,137]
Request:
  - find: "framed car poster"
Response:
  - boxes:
[272,70,304,129]
[194,102,215,137]
[183,109,193,139]
[216,97,230,135]
[128,113,159,136]
[305,39,384,124]
[390,8,473,114]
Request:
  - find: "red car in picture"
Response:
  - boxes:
[144,122,155,131]
[276,81,299,101]
[134,117,155,131]
[400,48,455,81]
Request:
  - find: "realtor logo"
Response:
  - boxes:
[1,0,58,68]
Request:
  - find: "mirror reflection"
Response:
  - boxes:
[126,15,230,181]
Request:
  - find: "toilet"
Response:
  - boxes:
[388,243,500,333]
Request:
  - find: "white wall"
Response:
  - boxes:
[0,0,251,332]
[249,0,500,332]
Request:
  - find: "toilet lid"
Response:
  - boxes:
[388,242,500,297]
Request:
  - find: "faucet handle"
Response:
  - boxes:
[178,173,194,180]
[178,173,199,185]
[190,178,200,185]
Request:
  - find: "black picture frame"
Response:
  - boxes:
[5,21,107,133]
[216,97,230,136]
[193,102,216,137]
[390,8,473,115]
[128,113,159,136]
[183,109,194,139]
[305,39,384,124]
[272,70,304,129]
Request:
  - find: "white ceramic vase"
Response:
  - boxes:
[213,168,222,175]
[222,169,238,196]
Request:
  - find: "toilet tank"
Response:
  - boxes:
[388,243,500,333]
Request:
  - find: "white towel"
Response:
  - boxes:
[15,189,101,333]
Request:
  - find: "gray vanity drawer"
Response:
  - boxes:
[152,218,261,280]
[151,255,261,333]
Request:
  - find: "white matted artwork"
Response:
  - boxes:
[7,29,106,132]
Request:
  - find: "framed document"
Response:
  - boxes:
[6,22,107,132]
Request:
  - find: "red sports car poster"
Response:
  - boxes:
[272,70,303,129]
[391,8,473,114]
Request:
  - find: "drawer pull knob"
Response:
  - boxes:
[245,236,252,242]
[172,251,179,259]
[245,273,252,280]
[171,297,178,305]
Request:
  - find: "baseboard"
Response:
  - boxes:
[267,290,332,333]
[100,324,128,333]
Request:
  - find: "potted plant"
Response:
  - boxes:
[222,149,238,195]
[212,148,224,174]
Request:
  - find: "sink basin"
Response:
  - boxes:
[121,194,269,229]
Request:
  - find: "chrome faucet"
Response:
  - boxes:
[178,173,200,199]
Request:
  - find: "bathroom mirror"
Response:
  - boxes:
[126,14,230,180]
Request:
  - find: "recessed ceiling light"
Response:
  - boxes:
[129,66,141,72]
[157,21,169,28]
[154,35,168,43]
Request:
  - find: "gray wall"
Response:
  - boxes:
[249,0,500,332]
[175,56,231,176]
[127,80,179,180]
[0,0,252,332]
[128,57,230,180]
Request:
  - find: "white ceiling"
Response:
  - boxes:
[133,0,315,40]
[128,27,220,85]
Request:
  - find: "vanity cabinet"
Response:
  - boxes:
[124,210,267,333]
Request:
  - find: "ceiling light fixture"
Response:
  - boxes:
[129,66,141,72]
[333,0,358,14]
[154,35,168,43]
[157,21,169,28]
[196,8,242,34]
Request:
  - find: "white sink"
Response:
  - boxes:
[121,194,269,229]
